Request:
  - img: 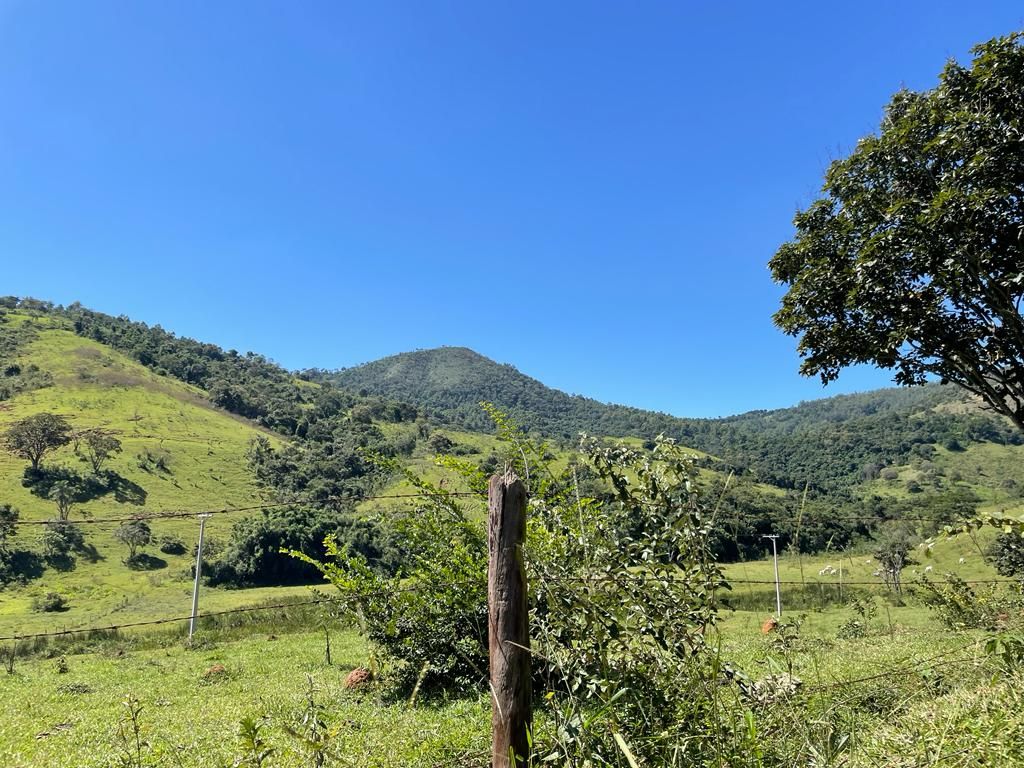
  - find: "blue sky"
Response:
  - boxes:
[2,2,1022,417]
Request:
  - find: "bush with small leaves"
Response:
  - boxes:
[39,520,85,563]
[31,591,68,612]
[158,534,187,556]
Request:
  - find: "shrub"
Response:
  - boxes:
[32,591,68,612]
[158,535,187,556]
[303,411,742,765]
[206,506,402,588]
[917,574,1023,631]
[115,519,152,561]
[39,520,85,563]
[989,532,1024,578]
[294,490,487,695]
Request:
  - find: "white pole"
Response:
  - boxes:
[189,514,212,639]
[762,534,782,617]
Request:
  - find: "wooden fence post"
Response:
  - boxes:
[488,471,531,768]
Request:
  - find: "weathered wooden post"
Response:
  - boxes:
[488,470,531,768]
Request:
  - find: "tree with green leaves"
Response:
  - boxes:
[39,520,84,562]
[3,413,73,470]
[80,429,122,474]
[115,519,152,561]
[770,32,1024,432]
[0,504,17,546]
[988,532,1024,578]
[873,526,914,596]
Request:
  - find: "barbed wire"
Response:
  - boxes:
[0,579,479,643]
[12,490,484,527]
[803,639,982,692]
[0,573,1002,699]
[546,574,1020,587]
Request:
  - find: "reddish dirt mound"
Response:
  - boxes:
[203,664,227,679]
[343,667,373,690]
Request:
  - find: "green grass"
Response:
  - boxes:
[0,587,1014,767]
[0,627,490,767]
[720,528,1001,618]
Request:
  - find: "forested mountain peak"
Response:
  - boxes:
[323,346,1020,491]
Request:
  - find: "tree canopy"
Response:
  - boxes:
[770,33,1024,431]
[3,413,73,470]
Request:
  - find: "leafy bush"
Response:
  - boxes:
[0,503,18,582]
[989,532,1024,578]
[115,519,152,560]
[38,520,85,564]
[294,474,488,695]
[158,534,187,555]
[206,506,402,588]
[304,405,750,765]
[837,597,877,639]
[31,591,69,612]
[528,436,736,765]
[917,574,1023,631]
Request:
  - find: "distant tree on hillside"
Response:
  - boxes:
[48,480,80,521]
[115,519,152,561]
[874,527,914,595]
[3,413,73,470]
[39,520,84,564]
[771,33,1024,433]
[80,429,122,473]
[0,504,17,545]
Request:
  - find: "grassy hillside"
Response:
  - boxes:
[0,312,293,635]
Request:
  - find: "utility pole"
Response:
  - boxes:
[762,534,782,617]
[189,513,212,640]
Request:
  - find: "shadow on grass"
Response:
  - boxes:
[125,553,167,571]
[23,466,147,508]
[106,473,147,506]
[44,553,76,572]
[6,549,44,582]
[79,543,104,564]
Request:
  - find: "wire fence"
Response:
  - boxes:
[12,490,485,526]
[0,575,1008,702]
[0,579,478,643]
[2,488,1016,695]
[3,570,1015,642]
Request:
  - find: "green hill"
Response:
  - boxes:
[323,347,1021,492]
[0,310,294,634]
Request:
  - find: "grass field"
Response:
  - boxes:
[0,588,1016,767]
[3,312,1024,765]
[0,624,490,767]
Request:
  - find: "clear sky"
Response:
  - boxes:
[1,2,1021,417]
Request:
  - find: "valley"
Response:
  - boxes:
[1,298,1023,767]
